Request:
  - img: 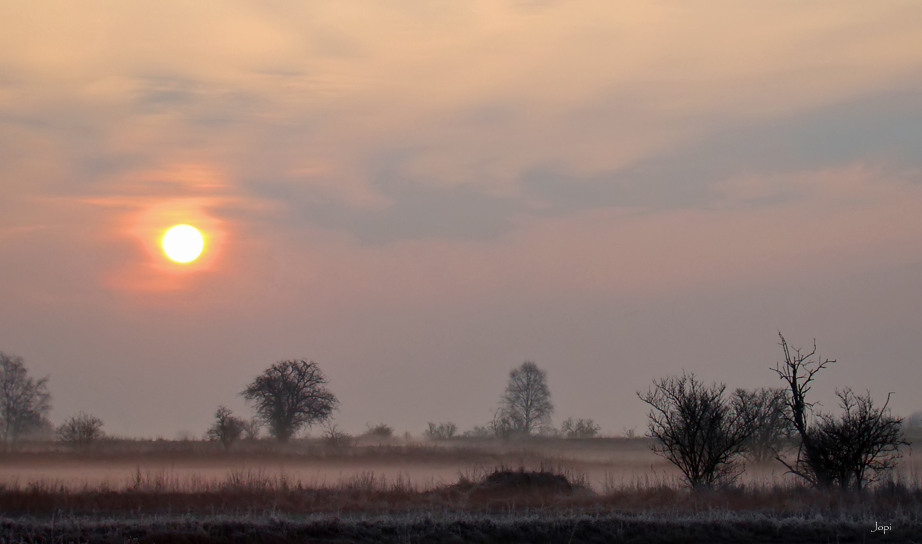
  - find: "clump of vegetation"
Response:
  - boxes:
[560,417,601,439]
[57,412,105,448]
[241,418,262,440]
[478,467,574,493]
[322,422,355,448]
[448,465,587,503]
[363,423,394,440]
[732,387,792,463]
[638,371,750,488]
[461,425,492,439]
[424,421,457,440]
[772,333,907,490]
[206,406,245,449]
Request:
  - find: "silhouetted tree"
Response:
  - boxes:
[242,360,337,442]
[424,422,458,440]
[0,352,50,448]
[560,417,601,439]
[207,406,245,449]
[638,372,750,488]
[772,333,906,489]
[499,361,553,435]
[733,387,793,463]
[57,412,104,448]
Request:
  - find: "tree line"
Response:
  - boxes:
[0,331,911,493]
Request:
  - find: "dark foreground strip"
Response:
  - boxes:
[0,514,915,544]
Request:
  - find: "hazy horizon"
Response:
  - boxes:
[2,1,921,439]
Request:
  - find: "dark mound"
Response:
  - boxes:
[469,468,575,500]
[483,469,573,491]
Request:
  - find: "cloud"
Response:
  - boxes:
[523,85,922,215]
[247,161,522,245]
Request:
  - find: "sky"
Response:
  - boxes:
[2,1,921,439]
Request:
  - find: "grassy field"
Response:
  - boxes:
[0,436,919,542]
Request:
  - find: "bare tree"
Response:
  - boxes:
[732,387,793,463]
[499,361,553,435]
[207,406,245,449]
[638,372,750,488]
[57,412,104,449]
[771,332,907,489]
[242,360,337,442]
[0,352,51,448]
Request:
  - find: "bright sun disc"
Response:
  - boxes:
[162,224,204,263]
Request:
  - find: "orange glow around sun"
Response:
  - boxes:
[109,197,227,291]
[88,163,236,292]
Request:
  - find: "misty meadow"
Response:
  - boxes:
[1,333,921,542]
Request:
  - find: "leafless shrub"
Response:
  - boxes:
[363,423,394,439]
[732,387,793,463]
[815,389,906,489]
[461,425,492,438]
[560,418,601,439]
[638,371,750,488]
[206,406,245,450]
[321,422,355,449]
[424,422,457,440]
[490,409,517,440]
[772,332,908,489]
[242,418,262,440]
[57,412,104,448]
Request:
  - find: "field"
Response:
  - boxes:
[1,436,920,543]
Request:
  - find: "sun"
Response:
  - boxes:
[162,224,205,263]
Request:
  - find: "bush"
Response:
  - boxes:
[560,417,601,439]
[462,425,492,439]
[638,372,749,488]
[206,406,245,450]
[363,423,394,439]
[242,418,262,440]
[424,422,457,440]
[772,333,907,489]
[732,387,793,463]
[322,422,355,448]
[57,413,104,448]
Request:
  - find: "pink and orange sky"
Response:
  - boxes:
[2,2,921,438]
